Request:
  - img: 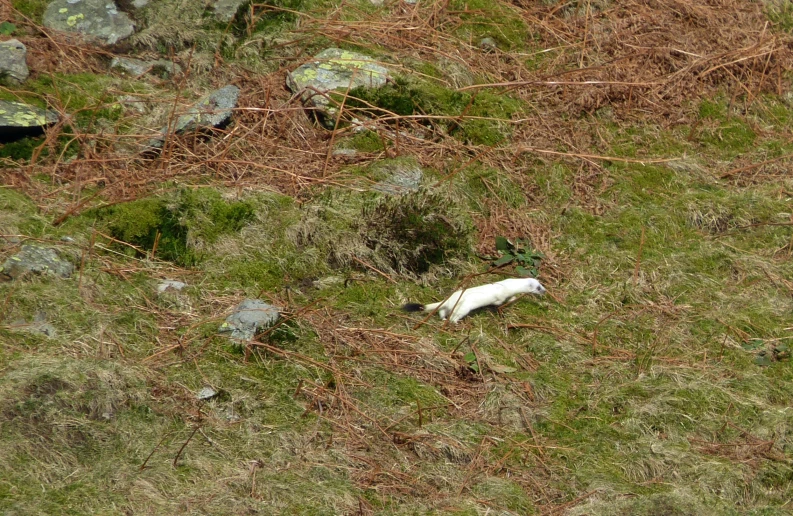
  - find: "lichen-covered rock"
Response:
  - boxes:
[43,0,135,45]
[0,245,74,280]
[146,85,239,150]
[0,39,29,86]
[214,0,246,22]
[0,100,58,139]
[110,56,181,78]
[218,299,280,341]
[287,48,390,129]
[371,161,423,195]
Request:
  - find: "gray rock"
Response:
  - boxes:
[117,95,146,113]
[0,100,59,138]
[0,245,74,280]
[287,48,390,129]
[218,299,280,341]
[0,39,29,86]
[157,279,186,293]
[214,0,246,22]
[437,58,474,88]
[371,161,423,195]
[43,0,135,45]
[332,148,357,158]
[197,387,218,400]
[146,85,240,150]
[9,320,57,338]
[131,0,149,8]
[10,312,57,338]
[312,276,344,289]
[110,56,181,78]
[478,37,498,52]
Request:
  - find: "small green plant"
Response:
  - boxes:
[0,22,16,35]
[463,351,479,373]
[492,236,543,277]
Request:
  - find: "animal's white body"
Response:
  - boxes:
[404,278,546,323]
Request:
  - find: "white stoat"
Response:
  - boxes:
[402,277,546,323]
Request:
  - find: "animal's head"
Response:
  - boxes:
[523,278,546,295]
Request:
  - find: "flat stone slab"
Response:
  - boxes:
[43,0,135,45]
[219,299,280,341]
[0,245,74,280]
[0,39,29,86]
[0,100,59,140]
[146,85,239,150]
[287,48,390,129]
[110,56,181,78]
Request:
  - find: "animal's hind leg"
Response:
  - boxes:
[449,303,471,324]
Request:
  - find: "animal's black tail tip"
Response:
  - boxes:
[402,303,424,313]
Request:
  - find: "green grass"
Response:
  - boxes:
[341,75,524,145]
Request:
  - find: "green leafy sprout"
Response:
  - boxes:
[492,236,543,277]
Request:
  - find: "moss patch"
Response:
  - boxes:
[86,189,254,265]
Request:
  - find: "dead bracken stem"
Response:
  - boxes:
[173,425,200,468]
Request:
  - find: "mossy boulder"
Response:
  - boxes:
[287,48,391,129]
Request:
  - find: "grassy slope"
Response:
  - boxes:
[2,0,793,514]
